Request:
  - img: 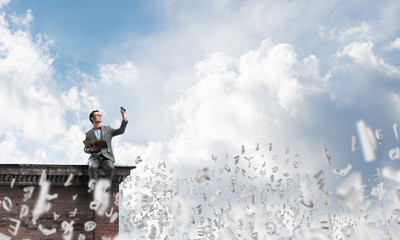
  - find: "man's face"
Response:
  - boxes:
[92,112,102,124]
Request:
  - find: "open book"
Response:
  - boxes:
[83,139,108,149]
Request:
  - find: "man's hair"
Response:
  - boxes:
[89,110,99,123]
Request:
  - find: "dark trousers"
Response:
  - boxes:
[88,155,115,182]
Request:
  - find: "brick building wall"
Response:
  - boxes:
[0,164,134,240]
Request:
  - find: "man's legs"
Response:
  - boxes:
[88,159,100,181]
[100,159,115,182]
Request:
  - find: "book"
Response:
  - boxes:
[83,139,108,149]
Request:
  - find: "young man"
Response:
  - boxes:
[83,109,128,182]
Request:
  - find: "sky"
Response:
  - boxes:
[1,0,400,238]
[1,0,400,174]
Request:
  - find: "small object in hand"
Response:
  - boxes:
[120,106,127,112]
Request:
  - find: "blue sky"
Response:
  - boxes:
[4,0,164,87]
[2,0,398,168]
[1,0,400,238]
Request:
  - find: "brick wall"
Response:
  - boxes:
[0,164,133,240]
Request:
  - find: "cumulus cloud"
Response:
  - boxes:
[96,0,400,174]
[0,5,101,164]
[10,9,34,27]
[387,37,400,50]
[0,3,142,165]
[49,125,88,164]
[0,11,64,142]
[336,41,400,76]
[0,132,29,163]
[165,39,329,169]
[0,0,9,9]
[61,87,101,121]
[98,62,138,86]
[114,140,165,167]
[319,22,372,43]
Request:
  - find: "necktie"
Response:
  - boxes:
[95,126,101,130]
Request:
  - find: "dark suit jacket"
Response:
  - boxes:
[83,120,128,163]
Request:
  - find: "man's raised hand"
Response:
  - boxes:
[120,109,127,119]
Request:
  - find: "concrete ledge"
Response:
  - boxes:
[0,164,135,187]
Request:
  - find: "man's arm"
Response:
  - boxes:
[111,109,128,136]
[83,135,101,153]
[111,119,128,136]
[84,145,91,154]
[84,144,101,153]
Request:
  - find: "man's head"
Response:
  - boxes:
[89,110,102,124]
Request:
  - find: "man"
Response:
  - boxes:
[83,109,128,183]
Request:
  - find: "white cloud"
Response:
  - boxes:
[165,39,329,168]
[319,22,372,43]
[336,41,400,76]
[0,132,29,163]
[0,0,9,9]
[0,8,102,164]
[96,0,400,176]
[387,37,400,50]
[98,62,138,86]
[0,11,64,142]
[114,140,165,167]
[61,86,101,123]
[0,6,144,165]
[49,125,88,164]
[10,9,34,27]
